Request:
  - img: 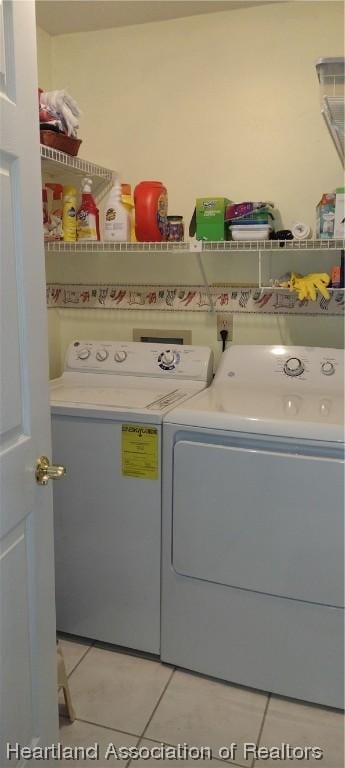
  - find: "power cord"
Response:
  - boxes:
[220,328,228,353]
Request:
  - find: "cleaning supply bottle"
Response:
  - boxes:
[46,183,63,240]
[121,183,136,242]
[104,179,130,242]
[42,187,49,241]
[134,181,168,242]
[77,178,100,241]
[62,185,77,242]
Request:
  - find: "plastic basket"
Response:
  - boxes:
[315,58,345,98]
[40,130,82,157]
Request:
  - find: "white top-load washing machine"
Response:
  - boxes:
[51,340,213,654]
[162,345,344,708]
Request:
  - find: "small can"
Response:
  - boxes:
[331,265,341,288]
[167,215,184,242]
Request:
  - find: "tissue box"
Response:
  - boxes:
[334,187,345,238]
[196,197,230,241]
[316,193,336,239]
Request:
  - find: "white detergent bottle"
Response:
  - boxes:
[104,179,130,242]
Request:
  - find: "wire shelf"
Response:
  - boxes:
[40,145,114,201]
[260,286,344,294]
[315,58,345,167]
[200,239,345,252]
[45,239,345,253]
[322,96,345,165]
[45,240,190,253]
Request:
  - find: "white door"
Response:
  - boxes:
[0,0,59,763]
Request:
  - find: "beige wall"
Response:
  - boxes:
[36,25,52,89]
[37,2,344,376]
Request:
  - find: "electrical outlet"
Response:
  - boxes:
[217,313,233,341]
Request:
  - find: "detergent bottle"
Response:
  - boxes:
[134,181,168,242]
[121,183,136,242]
[77,178,100,241]
[104,179,130,242]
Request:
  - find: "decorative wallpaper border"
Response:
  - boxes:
[47,284,345,316]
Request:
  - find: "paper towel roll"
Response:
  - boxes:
[292,222,311,240]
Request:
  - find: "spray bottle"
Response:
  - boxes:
[77,178,100,241]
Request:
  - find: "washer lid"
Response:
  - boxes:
[50,373,205,415]
[165,345,345,442]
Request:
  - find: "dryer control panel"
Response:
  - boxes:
[215,345,344,392]
[65,341,213,382]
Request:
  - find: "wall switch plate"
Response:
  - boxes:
[217,313,233,341]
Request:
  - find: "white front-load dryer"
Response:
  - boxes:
[51,340,213,654]
[162,345,344,707]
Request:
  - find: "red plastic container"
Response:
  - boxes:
[134,181,168,242]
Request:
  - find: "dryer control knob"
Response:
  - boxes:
[96,349,109,362]
[321,361,335,376]
[114,350,127,363]
[161,350,175,366]
[78,347,90,360]
[284,357,304,377]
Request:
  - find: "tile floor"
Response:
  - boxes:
[58,636,344,768]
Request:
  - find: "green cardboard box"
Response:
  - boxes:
[196,197,230,241]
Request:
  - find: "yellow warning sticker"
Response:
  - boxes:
[122,424,159,480]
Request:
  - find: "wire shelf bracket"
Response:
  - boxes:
[189,241,215,312]
[322,96,345,166]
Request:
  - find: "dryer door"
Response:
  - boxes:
[172,440,344,607]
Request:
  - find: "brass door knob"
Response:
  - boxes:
[36,456,66,486]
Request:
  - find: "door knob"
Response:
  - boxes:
[36,456,66,486]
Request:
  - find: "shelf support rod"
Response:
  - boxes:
[193,247,215,312]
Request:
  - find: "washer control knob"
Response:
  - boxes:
[284,357,304,377]
[321,361,335,376]
[114,350,127,363]
[161,350,175,366]
[96,348,108,362]
[78,347,90,360]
